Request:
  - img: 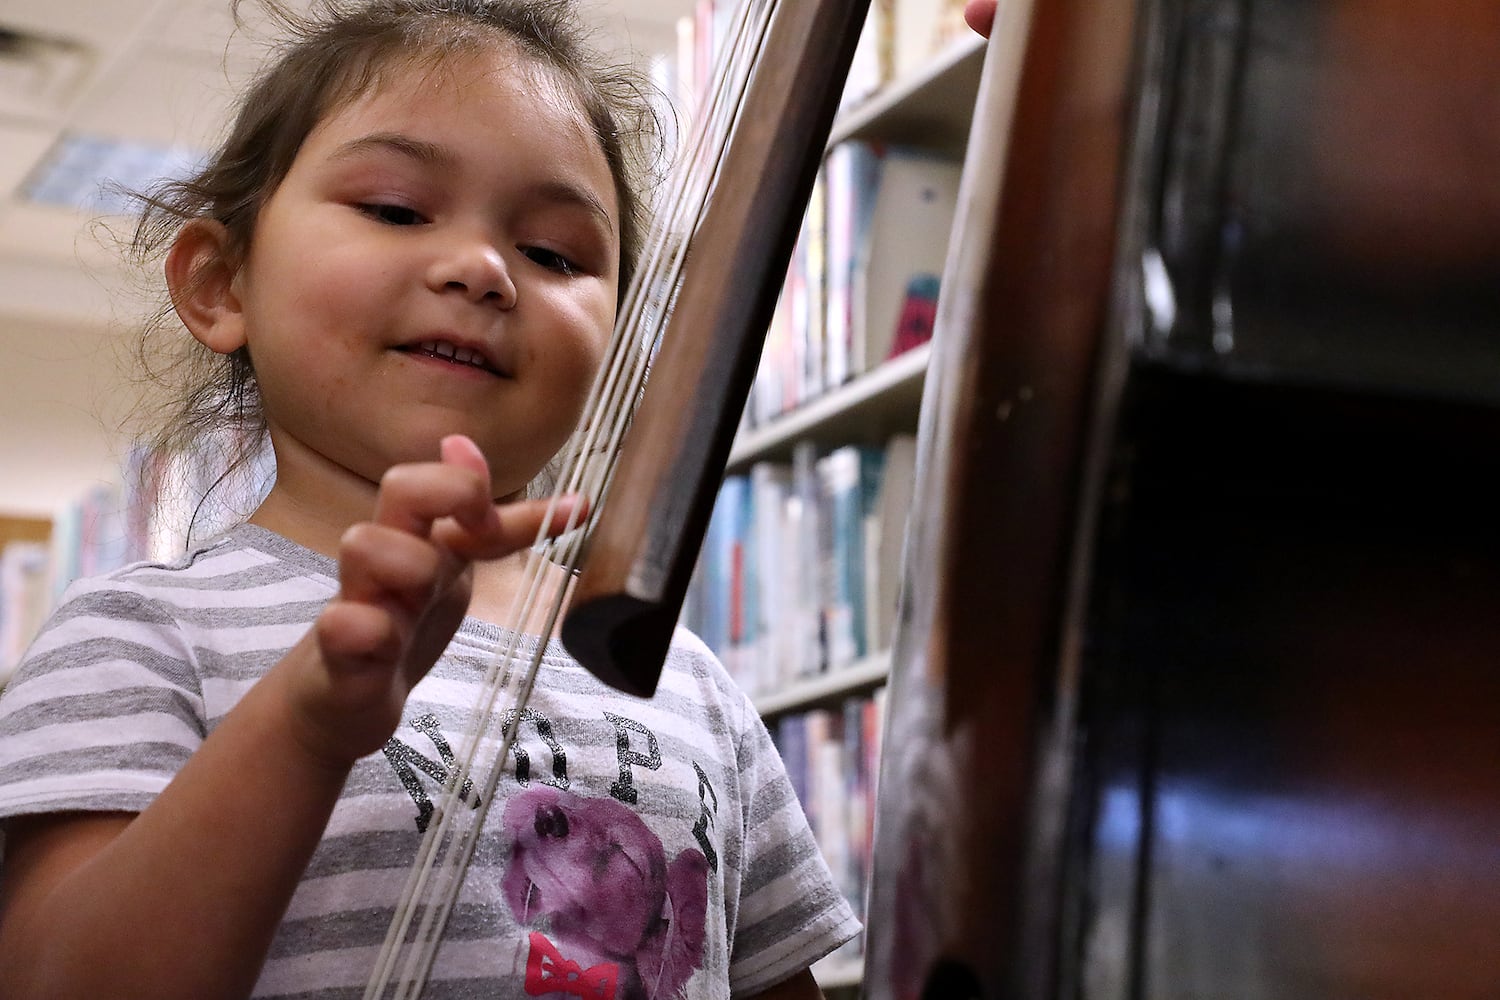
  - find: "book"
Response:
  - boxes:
[749,463,794,694]
[751,285,796,426]
[823,141,884,392]
[819,444,888,669]
[791,441,826,678]
[801,171,829,399]
[890,273,942,357]
[775,713,810,813]
[842,695,871,907]
[818,448,859,671]
[696,476,744,657]
[809,708,851,901]
[892,0,944,81]
[853,148,963,372]
[840,0,894,110]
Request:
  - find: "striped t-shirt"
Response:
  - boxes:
[0,524,859,998]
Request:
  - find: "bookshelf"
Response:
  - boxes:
[727,342,929,472]
[830,33,985,157]
[720,26,985,721]
[0,516,52,688]
[0,516,50,550]
[753,651,890,720]
[683,22,988,998]
[812,954,867,992]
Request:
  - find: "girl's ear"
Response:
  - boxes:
[166,219,247,355]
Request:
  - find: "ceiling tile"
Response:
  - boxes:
[0,122,56,198]
[0,0,164,50]
[67,46,238,149]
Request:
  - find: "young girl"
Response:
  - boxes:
[0,2,859,997]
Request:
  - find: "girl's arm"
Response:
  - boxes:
[0,436,577,1000]
[0,663,357,999]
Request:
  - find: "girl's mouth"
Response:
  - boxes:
[400,339,504,376]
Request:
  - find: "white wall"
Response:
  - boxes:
[0,311,142,516]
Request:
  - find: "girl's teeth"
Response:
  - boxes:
[415,341,486,369]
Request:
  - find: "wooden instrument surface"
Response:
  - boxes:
[863,0,1500,997]
[550,0,1500,995]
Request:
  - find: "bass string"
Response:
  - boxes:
[363,2,780,995]
[547,0,779,532]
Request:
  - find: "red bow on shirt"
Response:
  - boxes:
[524,931,620,1000]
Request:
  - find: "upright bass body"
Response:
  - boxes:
[864,1,1500,998]
[861,0,1139,995]
[557,0,1500,995]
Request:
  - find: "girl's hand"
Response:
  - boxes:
[965,0,998,37]
[0,437,584,1000]
[285,434,580,767]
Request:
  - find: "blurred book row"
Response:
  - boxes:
[770,688,887,957]
[659,3,965,429]
[682,434,916,700]
[664,0,978,116]
[751,142,960,426]
[1,436,270,685]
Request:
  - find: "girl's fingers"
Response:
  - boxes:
[371,436,585,560]
[315,599,405,671]
[336,522,448,610]
[372,460,495,539]
[433,494,588,561]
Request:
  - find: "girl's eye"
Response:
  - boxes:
[522,246,579,276]
[359,203,426,226]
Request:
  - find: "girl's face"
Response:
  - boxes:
[229,46,620,502]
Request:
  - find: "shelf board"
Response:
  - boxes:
[729,342,930,470]
[830,34,987,158]
[753,654,890,720]
[812,955,865,990]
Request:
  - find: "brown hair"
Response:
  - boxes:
[130,0,662,517]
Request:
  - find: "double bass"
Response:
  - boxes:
[408,0,1500,996]
[847,0,1500,997]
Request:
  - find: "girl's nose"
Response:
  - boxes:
[427,239,517,308]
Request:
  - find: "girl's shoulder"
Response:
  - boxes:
[666,623,720,664]
[3,524,333,714]
[665,625,736,686]
[659,624,757,731]
[32,524,335,658]
[57,523,333,603]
